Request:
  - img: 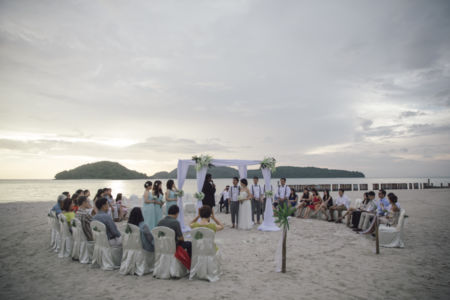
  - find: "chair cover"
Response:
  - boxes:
[71,218,94,263]
[151,226,188,279]
[91,221,122,270]
[379,209,406,248]
[58,214,73,258]
[189,227,221,282]
[50,211,61,252]
[120,224,154,276]
[47,211,57,250]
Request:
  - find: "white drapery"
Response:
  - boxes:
[176,159,277,232]
[258,167,280,232]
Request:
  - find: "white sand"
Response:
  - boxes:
[0,189,449,300]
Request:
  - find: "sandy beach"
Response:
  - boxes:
[0,189,449,300]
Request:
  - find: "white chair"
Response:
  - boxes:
[58,214,73,258]
[189,227,221,282]
[151,226,188,279]
[91,220,123,270]
[120,224,154,276]
[47,211,57,250]
[72,218,94,263]
[379,209,406,248]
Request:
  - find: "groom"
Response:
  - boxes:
[228,177,240,229]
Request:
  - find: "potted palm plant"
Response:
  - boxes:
[274,203,296,273]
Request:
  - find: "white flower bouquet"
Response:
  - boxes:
[192,154,214,171]
[238,194,246,201]
[260,157,277,172]
[194,192,205,201]
[265,191,274,198]
[175,190,184,197]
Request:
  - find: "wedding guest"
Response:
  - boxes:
[250,177,263,224]
[274,178,290,208]
[157,205,191,258]
[376,189,390,216]
[76,189,84,196]
[328,189,350,223]
[105,188,117,220]
[190,205,224,232]
[128,207,154,252]
[142,181,155,230]
[296,188,312,218]
[62,191,70,199]
[75,196,93,241]
[165,179,178,215]
[362,193,400,234]
[84,190,92,209]
[312,189,333,220]
[288,189,298,208]
[353,191,377,231]
[238,178,253,230]
[340,192,369,226]
[302,189,322,218]
[93,198,122,246]
[91,188,104,216]
[219,186,230,213]
[71,193,80,213]
[202,173,216,208]
[62,197,75,226]
[115,193,128,221]
[228,177,240,229]
[52,194,66,216]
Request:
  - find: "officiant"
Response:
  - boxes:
[202,173,216,208]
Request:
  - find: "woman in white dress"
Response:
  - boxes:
[238,178,253,230]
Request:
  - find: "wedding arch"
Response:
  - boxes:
[176,156,280,233]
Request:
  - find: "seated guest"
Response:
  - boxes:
[75,196,93,241]
[157,205,192,258]
[219,186,230,214]
[128,207,154,252]
[83,190,92,209]
[190,205,224,232]
[328,189,350,223]
[296,187,312,218]
[116,193,128,221]
[313,189,333,220]
[288,189,298,209]
[52,194,66,216]
[349,191,376,230]
[302,188,322,218]
[339,192,369,225]
[71,193,80,213]
[62,191,70,199]
[62,197,75,226]
[93,198,122,246]
[376,189,390,216]
[76,189,84,196]
[362,193,400,234]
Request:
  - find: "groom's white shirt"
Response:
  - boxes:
[276,185,291,200]
[251,184,262,199]
[229,185,240,202]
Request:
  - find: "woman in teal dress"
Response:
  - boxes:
[165,179,178,215]
[151,180,164,228]
[142,181,154,229]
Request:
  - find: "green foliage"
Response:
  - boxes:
[194,231,203,240]
[274,203,296,230]
[54,161,149,180]
[93,226,99,232]
[150,165,365,179]
[158,231,165,238]
[125,225,131,234]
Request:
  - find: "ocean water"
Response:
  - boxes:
[0,177,449,204]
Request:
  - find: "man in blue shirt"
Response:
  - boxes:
[51,194,66,215]
[376,189,390,216]
[93,197,122,246]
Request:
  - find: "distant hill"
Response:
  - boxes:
[55,161,149,180]
[149,165,364,179]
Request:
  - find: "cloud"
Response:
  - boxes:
[400,111,426,118]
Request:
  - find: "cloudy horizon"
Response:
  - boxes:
[1,0,449,179]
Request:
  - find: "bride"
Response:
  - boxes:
[238,178,253,230]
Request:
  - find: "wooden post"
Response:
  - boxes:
[375,217,380,254]
[282,228,287,273]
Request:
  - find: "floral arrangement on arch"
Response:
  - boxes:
[260,157,277,172]
[192,155,214,171]
[194,192,205,201]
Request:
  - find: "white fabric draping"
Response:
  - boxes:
[258,168,280,232]
[196,167,208,209]
[238,165,247,179]
[177,160,195,232]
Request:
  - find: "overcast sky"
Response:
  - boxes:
[1,0,449,179]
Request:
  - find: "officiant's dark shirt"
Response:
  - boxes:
[202,181,216,207]
[157,216,183,244]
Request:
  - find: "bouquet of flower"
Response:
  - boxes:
[238,194,247,201]
[175,190,184,197]
[194,192,205,201]
[192,154,214,171]
[265,190,274,198]
[260,157,277,172]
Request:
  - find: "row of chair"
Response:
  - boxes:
[47,211,221,281]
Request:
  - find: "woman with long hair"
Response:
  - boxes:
[312,189,333,220]
[296,187,312,218]
[142,181,154,230]
[115,193,128,221]
[302,188,322,218]
[165,180,178,215]
[128,207,154,252]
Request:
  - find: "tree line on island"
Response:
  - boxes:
[54,161,365,180]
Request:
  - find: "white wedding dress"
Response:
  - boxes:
[238,191,253,230]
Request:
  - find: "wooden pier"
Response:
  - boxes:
[288,181,450,192]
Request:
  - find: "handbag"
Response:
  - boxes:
[174,245,191,269]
